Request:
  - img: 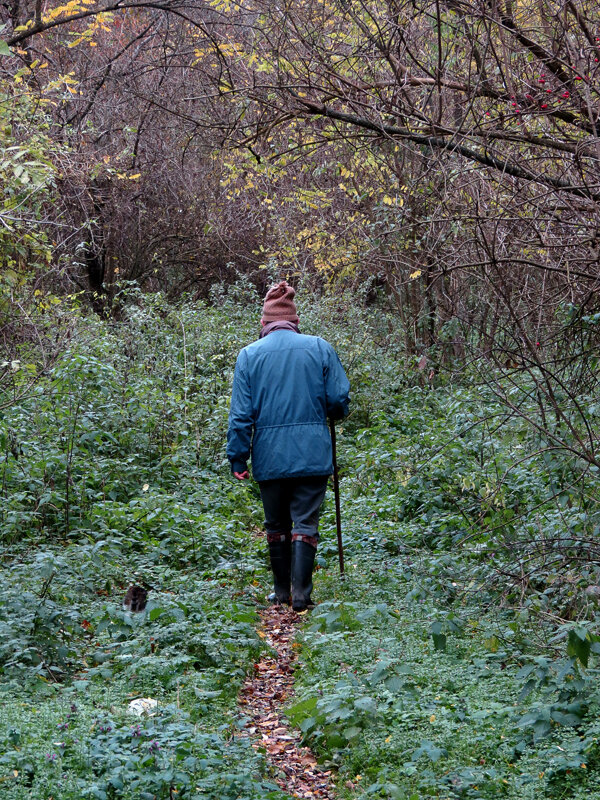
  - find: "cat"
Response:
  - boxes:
[123,584,150,612]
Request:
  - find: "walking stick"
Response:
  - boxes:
[329,417,345,577]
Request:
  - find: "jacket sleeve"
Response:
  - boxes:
[227,350,253,474]
[322,341,350,421]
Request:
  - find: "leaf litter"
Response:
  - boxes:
[238,606,336,799]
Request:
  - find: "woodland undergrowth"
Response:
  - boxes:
[1,282,600,799]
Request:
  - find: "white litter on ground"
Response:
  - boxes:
[127,698,158,716]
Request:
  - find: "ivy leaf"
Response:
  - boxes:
[411,739,447,762]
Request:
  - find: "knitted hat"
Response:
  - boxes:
[261,280,299,323]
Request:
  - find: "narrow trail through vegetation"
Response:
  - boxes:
[239,607,336,800]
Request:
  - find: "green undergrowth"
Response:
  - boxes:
[0,285,294,799]
[2,283,600,798]
[290,383,600,799]
[292,308,600,798]
[0,527,289,798]
[291,553,600,799]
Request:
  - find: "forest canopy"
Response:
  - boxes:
[2,0,599,309]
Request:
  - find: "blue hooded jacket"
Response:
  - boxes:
[227,330,350,482]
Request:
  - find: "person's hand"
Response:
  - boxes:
[234,470,250,480]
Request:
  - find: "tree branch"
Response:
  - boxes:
[293,96,600,202]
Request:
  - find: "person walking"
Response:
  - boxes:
[227,281,350,611]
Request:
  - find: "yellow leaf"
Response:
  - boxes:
[128,173,141,180]
[409,269,422,279]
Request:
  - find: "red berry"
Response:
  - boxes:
[541,104,548,108]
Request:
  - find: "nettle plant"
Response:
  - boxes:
[0,706,285,800]
[78,707,281,800]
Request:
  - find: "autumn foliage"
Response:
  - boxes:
[1,0,599,346]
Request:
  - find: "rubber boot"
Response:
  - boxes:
[291,540,316,612]
[267,538,291,605]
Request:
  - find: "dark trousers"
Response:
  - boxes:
[258,476,328,547]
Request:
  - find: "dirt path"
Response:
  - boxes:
[238,606,336,799]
